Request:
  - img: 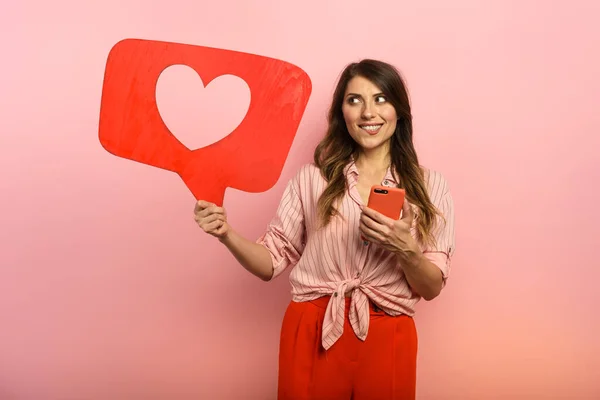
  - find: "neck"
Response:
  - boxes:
[355,145,391,174]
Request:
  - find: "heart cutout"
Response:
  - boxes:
[155,64,251,150]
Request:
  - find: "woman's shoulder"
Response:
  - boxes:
[291,163,324,184]
[421,167,451,202]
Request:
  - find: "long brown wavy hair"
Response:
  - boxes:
[314,59,440,246]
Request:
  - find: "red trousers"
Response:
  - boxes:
[278,296,418,400]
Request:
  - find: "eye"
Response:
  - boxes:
[347,96,361,105]
[375,95,387,103]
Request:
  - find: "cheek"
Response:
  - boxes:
[386,119,397,134]
[381,106,398,123]
[342,105,359,125]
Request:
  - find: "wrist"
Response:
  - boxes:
[218,227,234,245]
[396,247,423,270]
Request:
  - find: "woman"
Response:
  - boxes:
[194,59,455,400]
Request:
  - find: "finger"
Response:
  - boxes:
[204,219,224,233]
[362,206,393,226]
[214,222,228,237]
[197,213,224,226]
[401,200,413,223]
[197,205,225,219]
[359,222,373,242]
[359,221,386,243]
[360,213,383,232]
[201,205,224,218]
[359,220,385,240]
[194,200,215,213]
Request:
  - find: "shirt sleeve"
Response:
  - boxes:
[256,173,306,280]
[422,179,456,285]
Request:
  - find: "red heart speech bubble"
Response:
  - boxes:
[98,39,312,206]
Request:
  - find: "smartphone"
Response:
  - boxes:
[361,186,405,243]
[367,185,406,220]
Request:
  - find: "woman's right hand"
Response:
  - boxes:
[194,200,230,241]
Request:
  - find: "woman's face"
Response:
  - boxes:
[341,76,398,153]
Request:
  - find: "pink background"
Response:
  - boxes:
[1,0,599,399]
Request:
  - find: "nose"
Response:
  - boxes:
[361,101,376,119]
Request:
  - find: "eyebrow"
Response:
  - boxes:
[346,92,386,98]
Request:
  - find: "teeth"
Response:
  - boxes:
[362,125,382,132]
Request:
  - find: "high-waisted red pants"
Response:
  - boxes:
[278,296,418,400]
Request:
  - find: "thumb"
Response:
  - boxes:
[401,200,413,223]
[195,200,214,213]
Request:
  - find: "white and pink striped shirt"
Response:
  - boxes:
[258,159,455,350]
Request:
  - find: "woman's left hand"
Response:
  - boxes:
[359,200,421,266]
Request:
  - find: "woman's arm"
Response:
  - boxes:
[194,200,273,281]
[195,167,307,282]
[219,229,274,281]
[396,251,443,300]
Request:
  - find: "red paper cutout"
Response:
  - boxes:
[98,38,312,206]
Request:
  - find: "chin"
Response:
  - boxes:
[355,135,392,151]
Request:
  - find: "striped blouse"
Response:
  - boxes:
[257,159,455,350]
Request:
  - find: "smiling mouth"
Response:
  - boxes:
[359,124,383,135]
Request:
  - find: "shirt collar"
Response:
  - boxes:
[345,155,399,187]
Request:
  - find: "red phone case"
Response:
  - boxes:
[367,185,406,220]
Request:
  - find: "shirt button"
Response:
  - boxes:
[383,180,389,186]
[334,292,338,297]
